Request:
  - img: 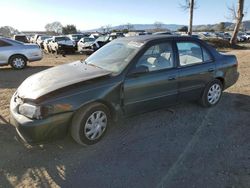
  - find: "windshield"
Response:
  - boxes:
[55,37,71,42]
[72,35,83,40]
[85,40,144,73]
[96,36,109,42]
[41,36,51,40]
[84,37,95,42]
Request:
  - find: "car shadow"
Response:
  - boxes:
[0,92,249,187]
[0,66,52,89]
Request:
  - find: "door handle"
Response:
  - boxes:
[168,76,176,81]
[208,68,215,72]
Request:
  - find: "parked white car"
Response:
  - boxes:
[36,36,51,49]
[43,38,53,53]
[30,34,45,44]
[0,37,42,69]
[50,36,75,54]
[243,32,250,40]
[77,37,97,53]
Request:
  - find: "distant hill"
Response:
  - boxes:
[85,20,250,32]
[86,24,185,32]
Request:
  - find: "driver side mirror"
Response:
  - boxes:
[128,65,149,76]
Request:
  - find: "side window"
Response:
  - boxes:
[0,40,11,47]
[177,42,212,66]
[203,47,213,62]
[136,42,174,72]
[177,42,203,66]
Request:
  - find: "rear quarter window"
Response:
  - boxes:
[0,39,11,47]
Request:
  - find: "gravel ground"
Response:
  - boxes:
[0,51,249,188]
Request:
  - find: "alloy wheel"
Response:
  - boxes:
[12,57,25,69]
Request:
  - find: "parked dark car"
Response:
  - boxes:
[10,35,239,145]
[49,36,75,54]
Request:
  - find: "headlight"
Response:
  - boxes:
[18,103,41,119]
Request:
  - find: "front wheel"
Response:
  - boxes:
[200,80,223,107]
[71,103,111,145]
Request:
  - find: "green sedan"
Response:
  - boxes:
[10,35,239,145]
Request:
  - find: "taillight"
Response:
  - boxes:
[235,59,238,68]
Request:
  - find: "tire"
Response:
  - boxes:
[200,79,223,108]
[56,48,60,55]
[9,55,27,69]
[71,103,111,146]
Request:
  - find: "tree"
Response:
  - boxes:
[180,0,196,35]
[218,22,226,32]
[62,25,77,34]
[178,26,188,32]
[229,0,245,45]
[100,25,112,34]
[124,23,134,31]
[0,26,18,37]
[45,21,63,34]
[105,25,112,33]
[154,21,164,32]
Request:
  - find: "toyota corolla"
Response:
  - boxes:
[10,35,239,145]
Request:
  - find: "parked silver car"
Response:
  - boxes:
[0,37,42,69]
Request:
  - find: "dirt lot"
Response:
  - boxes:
[0,51,249,188]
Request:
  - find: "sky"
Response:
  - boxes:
[0,0,250,31]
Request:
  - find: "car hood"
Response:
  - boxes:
[82,41,95,47]
[17,61,112,100]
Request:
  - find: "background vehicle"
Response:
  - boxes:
[36,35,51,49]
[30,34,45,44]
[243,32,250,40]
[13,34,29,43]
[50,36,75,54]
[10,36,239,145]
[67,34,84,49]
[43,38,53,53]
[77,37,97,53]
[94,34,117,49]
[153,31,172,35]
[0,37,42,69]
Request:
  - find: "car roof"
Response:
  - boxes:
[0,37,24,45]
[54,35,69,38]
[14,34,26,37]
[117,35,197,43]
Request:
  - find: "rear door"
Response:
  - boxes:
[123,41,178,116]
[176,40,216,101]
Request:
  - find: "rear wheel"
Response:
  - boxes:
[200,80,223,107]
[9,55,27,69]
[71,103,111,145]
